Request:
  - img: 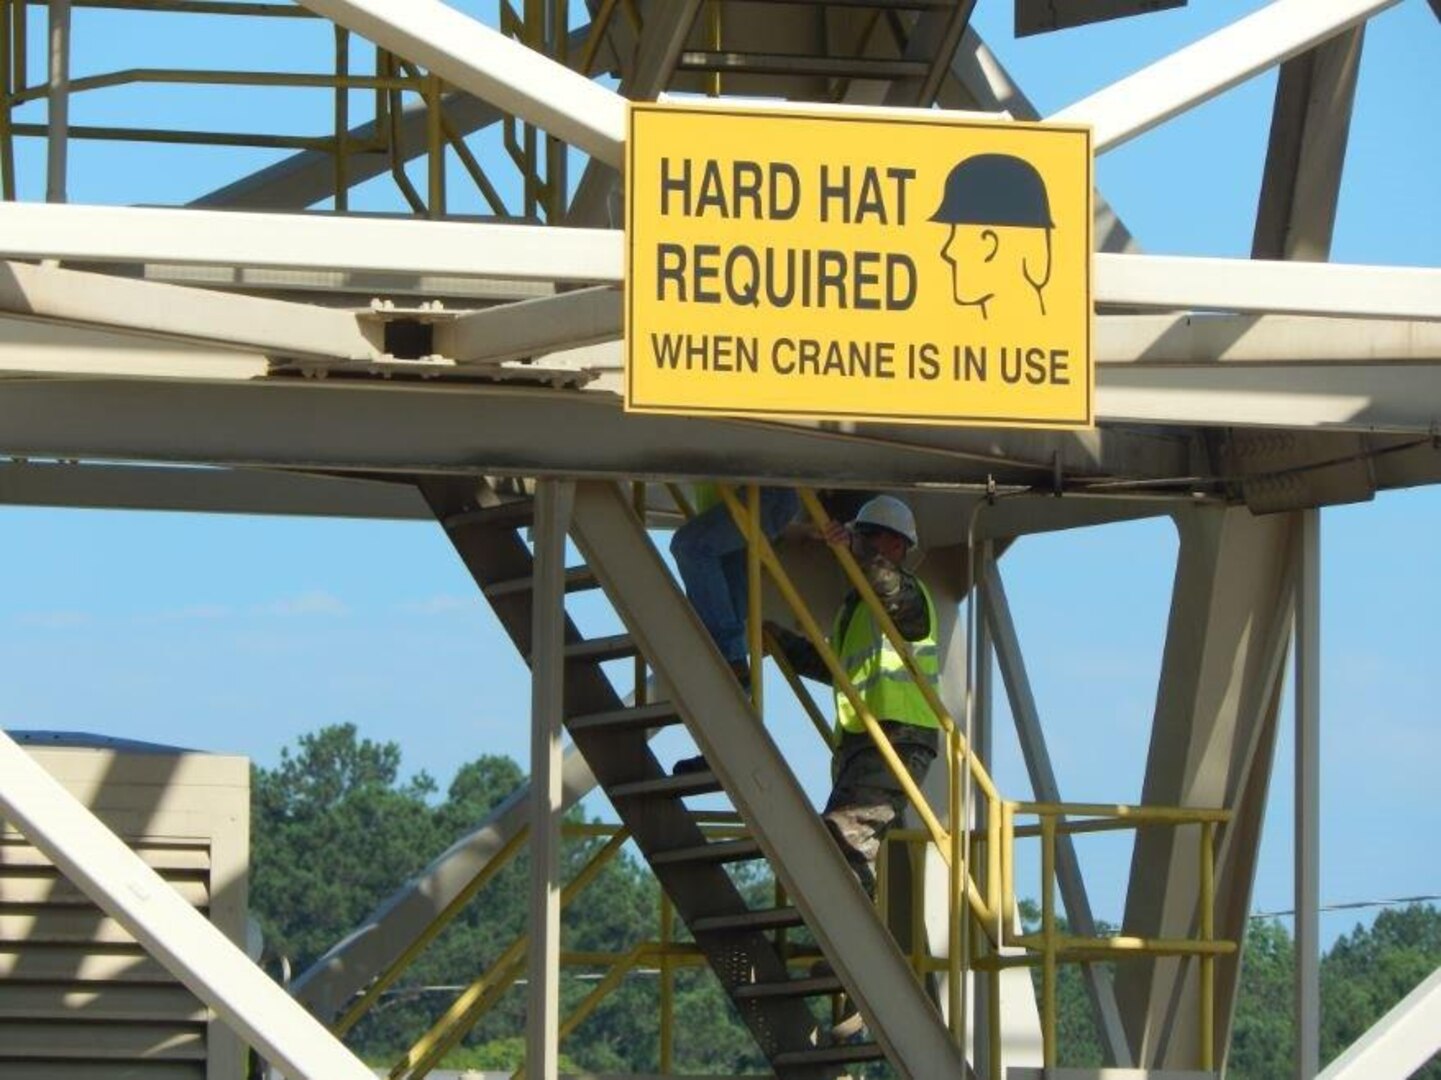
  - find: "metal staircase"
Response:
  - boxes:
[419,476,969,1080]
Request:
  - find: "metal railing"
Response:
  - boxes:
[708,481,1232,1076]
[324,480,1233,1078]
[0,0,620,218]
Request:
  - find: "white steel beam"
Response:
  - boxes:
[0,204,1434,325]
[294,0,625,167]
[435,287,621,365]
[1094,254,1441,321]
[0,202,622,282]
[0,461,432,519]
[0,314,267,380]
[1050,0,1401,153]
[1117,507,1297,1068]
[0,260,376,361]
[1317,964,1441,1080]
[0,377,1188,486]
[0,729,376,1080]
[1096,315,1441,365]
[1097,362,1441,434]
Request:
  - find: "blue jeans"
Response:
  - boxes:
[670,488,799,664]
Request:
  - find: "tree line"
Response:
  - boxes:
[251,725,1439,1076]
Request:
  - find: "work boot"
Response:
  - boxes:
[829,996,866,1042]
[729,657,752,692]
[809,961,867,1041]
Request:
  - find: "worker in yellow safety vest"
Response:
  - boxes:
[765,494,939,900]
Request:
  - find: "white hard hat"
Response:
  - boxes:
[852,495,918,547]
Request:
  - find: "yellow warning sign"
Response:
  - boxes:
[624,103,1093,428]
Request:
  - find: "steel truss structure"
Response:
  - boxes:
[0,1,1436,1078]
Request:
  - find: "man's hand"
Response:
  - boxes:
[820,519,850,547]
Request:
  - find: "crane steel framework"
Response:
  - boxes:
[0,1,1437,1078]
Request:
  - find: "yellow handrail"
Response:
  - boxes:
[390,829,630,1079]
[715,484,996,928]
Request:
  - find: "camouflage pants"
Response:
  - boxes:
[822,724,937,898]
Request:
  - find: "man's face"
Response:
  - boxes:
[852,525,909,565]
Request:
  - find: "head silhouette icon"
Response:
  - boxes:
[931,153,1054,319]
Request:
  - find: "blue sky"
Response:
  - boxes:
[1,1,1437,947]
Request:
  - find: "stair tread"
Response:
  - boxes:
[651,837,762,866]
[484,566,597,599]
[733,974,843,1000]
[561,633,636,663]
[442,500,534,531]
[692,907,806,934]
[567,701,682,734]
[772,1042,885,1067]
[609,772,722,799]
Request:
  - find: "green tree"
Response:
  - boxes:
[250,724,443,969]
[1227,918,1295,1079]
[1321,905,1441,1078]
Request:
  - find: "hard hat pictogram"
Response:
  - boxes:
[932,152,1056,319]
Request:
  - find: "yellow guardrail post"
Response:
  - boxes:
[908,834,926,980]
[1001,802,1016,944]
[948,727,964,1037]
[1040,812,1058,1069]
[746,483,763,715]
[332,25,348,212]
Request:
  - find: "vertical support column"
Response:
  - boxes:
[1295,509,1321,1079]
[46,0,68,204]
[973,539,995,1080]
[527,478,574,1080]
[1116,506,1297,1069]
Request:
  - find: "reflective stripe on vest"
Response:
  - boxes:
[831,579,940,736]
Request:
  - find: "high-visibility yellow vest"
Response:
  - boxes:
[831,578,941,737]
[691,482,721,515]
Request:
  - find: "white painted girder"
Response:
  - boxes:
[0,203,1434,324]
[1051,0,1401,152]
[1097,362,1441,434]
[293,0,626,167]
[0,260,376,361]
[0,202,623,282]
[0,729,376,1080]
[1317,964,1441,1080]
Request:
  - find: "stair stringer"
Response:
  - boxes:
[418,478,835,1076]
[569,479,970,1080]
